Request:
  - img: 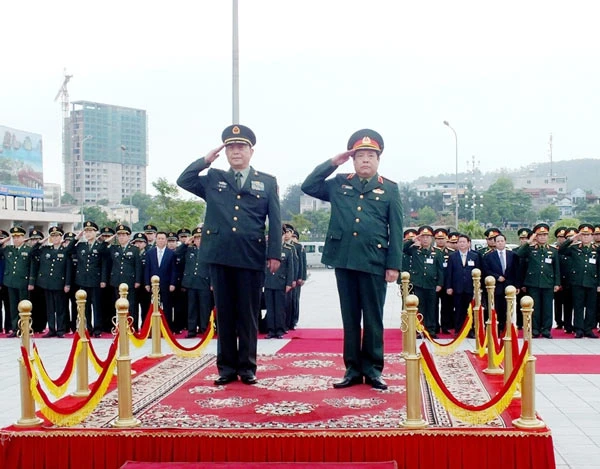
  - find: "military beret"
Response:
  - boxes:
[177,228,191,237]
[518,228,532,238]
[418,225,434,236]
[566,227,578,237]
[447,231,460,242]
[0,229,9,239]
[10,226,26,236]
[533,223,550,234]
[222,124,256,147]
[192,227,202,237]
[167,231,178,241]
[554,227,567,238]
[63,231,76,241]
[116,224,131,235]
[132,232,148,243]
[434,228,449,239]
[100,226,116,235]
[578,223,594,234]
[143,224,158,233]
[347,129,384,154]
[28,229,43,239]
[49,226,64,236]
[484,228,501,239]
[403,228,418,240]
[83,221,99,231]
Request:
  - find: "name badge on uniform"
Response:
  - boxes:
[342,184,353,190]
[590,258,597,264]
[544,258,553,264]
[251,180,265,191]
[425,258,434,264]
[373,188,385,194]
[468,260,475,266]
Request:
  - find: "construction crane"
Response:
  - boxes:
[55,68,73,195]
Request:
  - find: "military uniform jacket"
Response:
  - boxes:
[264,244,295,290]
[177,157,282,271]
[293,241,307,281]
[173,244,186,287]
[108,243,142,288]
[0,244,38,289]
[514,243,560,288]
[75,239,109,288]
[555,242,572,287]
[301,160,403,276]
[558,240,600,288]
[33,240,76,290]
[403,240,444,289]
[181,244,211,289]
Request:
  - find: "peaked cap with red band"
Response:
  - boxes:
[222,124,256,147]
[347,129,384,154]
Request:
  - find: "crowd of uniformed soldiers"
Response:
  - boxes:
[0,219,308,340]
[403,223,600,340]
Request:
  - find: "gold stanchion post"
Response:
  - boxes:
[72,290,91,397]
[112,297,141,428]
[471,268,482,354]
[148,275,163,358]
[503,285,521,398]
[513,296,545,429]
[400,294,428,429]
[14,300,43,427]
[483,276,502,375]
[400,271,410,358]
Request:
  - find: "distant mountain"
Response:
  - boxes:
[411,158,600,194]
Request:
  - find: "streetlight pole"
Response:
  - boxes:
[120,145,133,227]
[443,121,459,228]
[80,135,93,227]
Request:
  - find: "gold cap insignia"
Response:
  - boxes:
[232,126,240,134]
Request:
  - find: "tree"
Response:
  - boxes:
[479,177,535,227]
[578,205,600,224]
[538,205,560,224]
[458,220,485,239]
[82,206,117,228]
[123,192,154,231]
[146,178,206,230]
[61,192,77,205]
[301,210,331,240]
[280,183,303,219]
[416,206,437,225]
[97,199,109,206]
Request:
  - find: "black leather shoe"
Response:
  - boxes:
[575,331,584,338]
[7,331,17,338]
[240,375,258,385]
[214,375,237,386]
[333,376,363,389]
[584,332,599,339]
[541,332,553,339]
[367,376,388,390]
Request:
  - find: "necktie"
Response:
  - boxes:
[499,250,506,274]
[461,253,466,267]
[361,178,368,187]
[235,172,242,190]
[158,249,163,267]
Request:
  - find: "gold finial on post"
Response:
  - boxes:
[119,283,128,299]
[148,275,163,358]
[400,271,411,358]
[470,268,482,353]
[400,294,428,429]
[513,295,545,429]
[15,300,43,427]
[483,276,502,375]
[72,290,91,397]
[112,298,141,428]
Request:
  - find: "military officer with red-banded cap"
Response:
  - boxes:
[177,124,282,386]
[302,128,403,390]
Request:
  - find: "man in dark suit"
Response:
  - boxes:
[177,124,281,386]
[144,232,177,332]
[445,234,482,337]
[483,233,519,333]
[302,128,403,390]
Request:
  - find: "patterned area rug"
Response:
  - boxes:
[68,351,511,430]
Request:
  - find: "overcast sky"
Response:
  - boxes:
[2,0,600,198]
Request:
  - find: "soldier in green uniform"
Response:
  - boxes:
[558,223,599,338]
[143,224,158,248]
[302,128,403,390]
[594,224,600,330]
[131,232,151,327]
[514,223,560,338]
[0,229,10,334]
[434,228,454,334]
[553,227,573,333]
[0,226,38,337]
[403,225,444,338]
[33,227,76,337]
[291,228,307,329]
[177,124,282,386]
[281,224,299,331]
[28,229,47,333]
[480,228,501,256]
[99,226,116,333]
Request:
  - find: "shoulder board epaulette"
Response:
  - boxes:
[447,247,456,252]
[346,173,356,180]
[378,174,397,185]
[283,244,293,250]
[549,244,559,250]
[253,170,276,179]
[433,246,442,251]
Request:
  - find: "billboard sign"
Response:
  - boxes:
[0,125,44,198]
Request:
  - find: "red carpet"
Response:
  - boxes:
[121,462,398,468]
[536,355,600,374]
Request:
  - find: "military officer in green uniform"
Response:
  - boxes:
[514,223,560,338]
[594,224,600,330]
[0,226,38,336]
[177,124,282,386]
[28,229,47,333]
[291,228,307,329]
[99,226,116,333]
[553,227,573,333]
[403,225,444,338]
[33,227,76,337]
[302,128,403,390]
[558,223,599,338]
[143,224,158,248]
[434,228,454,334]
[131,232,151,327]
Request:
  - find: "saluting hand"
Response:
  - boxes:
[205,144,226,164]
[331,150,354,166]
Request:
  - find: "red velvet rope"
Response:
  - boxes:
[159,309,214,351]
[85,330,119,367]
[477,305,486,345]
[511,323,519,363]
[418,306,471,347]
[130,304,153,339]
[32,333,82,387]
[490,309,504,356]
[419,340,529,412]
[21,340,119,414]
